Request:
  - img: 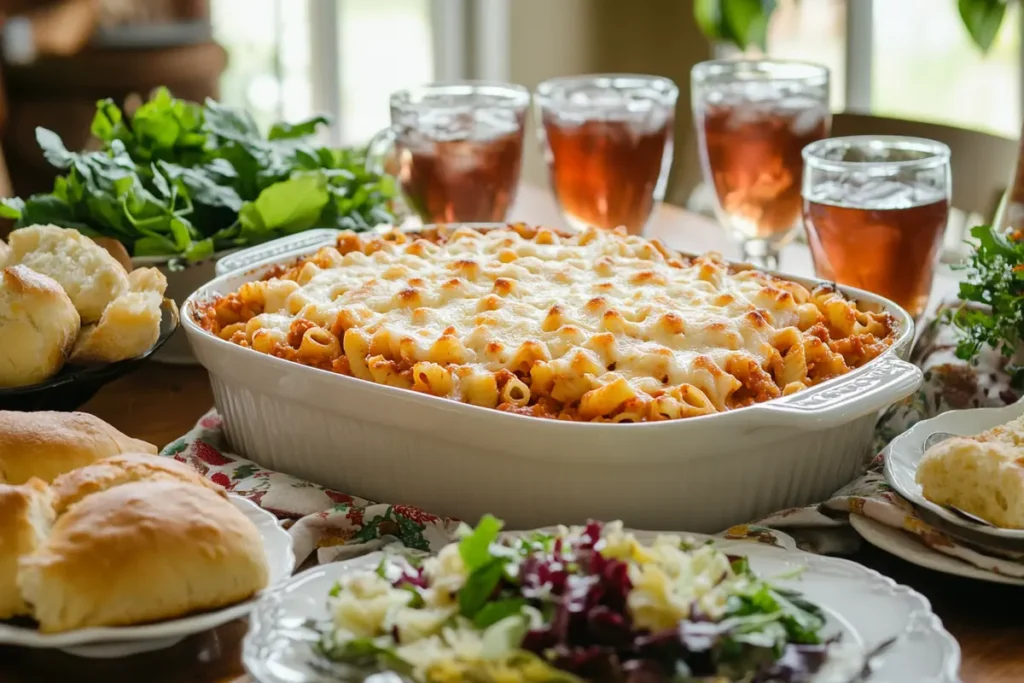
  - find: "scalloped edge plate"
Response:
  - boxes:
[884,398,1024,549]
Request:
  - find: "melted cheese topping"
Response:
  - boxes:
[197,225,895,422]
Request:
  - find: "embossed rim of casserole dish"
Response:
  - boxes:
[182,225,922,436]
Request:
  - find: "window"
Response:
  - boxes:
[765,0,847,111]
[211,0,435,145]
[763,0,1020,138]
[872,0,1019,138]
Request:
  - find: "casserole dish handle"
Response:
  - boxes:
[214,229,342,277]
[748,354,923,430]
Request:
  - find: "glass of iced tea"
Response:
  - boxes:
[802,136,951,320]
[366,82,529,224]
[535,74,678,235]
[692,59,831,269]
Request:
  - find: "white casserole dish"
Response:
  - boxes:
[184,227,922,532]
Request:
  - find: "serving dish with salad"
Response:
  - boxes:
[243,517,959,683]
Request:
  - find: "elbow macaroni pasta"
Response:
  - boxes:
[196,224,897,422]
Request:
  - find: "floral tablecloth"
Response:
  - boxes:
[161,303,1024,576]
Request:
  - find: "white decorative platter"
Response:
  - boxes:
[850,514,1024,587]
[0,495,295,658]
[884,398,1024,552]
[243,530,960,683]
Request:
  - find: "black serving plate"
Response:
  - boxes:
[0,298,179,412]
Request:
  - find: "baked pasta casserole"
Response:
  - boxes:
[195,225,897,423]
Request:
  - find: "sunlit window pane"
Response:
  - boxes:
[338,0,434,145]
[766,0,847,111]
[872,0,1019,137]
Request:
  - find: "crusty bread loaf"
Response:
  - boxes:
[19,481,269,632]
[7,224,129,323]
[917,436,1024,528]
[0,479,54,619]
[0,265,81,388]
[51,453,225,515]
[69,290,164,364]
[0,411,157,484]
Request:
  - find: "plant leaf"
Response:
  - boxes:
[269,115,331,140]
[694,0,731,42]
[245,172,329,234]
[958,0,1008,53]
[722,0,775,51]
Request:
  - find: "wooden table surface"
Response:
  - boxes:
[2,186,1021,683]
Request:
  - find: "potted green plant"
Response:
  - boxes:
[694,0,1009,54]
[0,88,398,363]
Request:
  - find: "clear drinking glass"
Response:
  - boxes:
[366,82,529,223]
[535,74,678,235]
[802,136,952,320]
[692,59,831,269]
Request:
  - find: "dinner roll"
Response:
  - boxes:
[68,290,164,364]
[90,236,133,273]
[0,265,80,388]
[127,266,168,295]
[19,481,269,632]
[7,224,129,323]
[51,453,225,515]
[916,436,1024,529]
[0,411,157,484]
[0,479,54,619]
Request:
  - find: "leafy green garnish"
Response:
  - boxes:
[950,224,1024,381]
[0,87,397,263]
[316,636,412,675]
[458,514,504,572]
[472,598,527,628]
[458,558,506,619]
[726,583,825,646]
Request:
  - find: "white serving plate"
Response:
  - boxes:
[182,227,922,533]
[850,514,1024,586]
[0,495,295,658]
[242,530,961,683]
[884,398,1024,551]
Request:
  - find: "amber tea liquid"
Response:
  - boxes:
[397,110,524,224]
[803,181,949,318]
[697,98,829,241]
[542,111,673,235]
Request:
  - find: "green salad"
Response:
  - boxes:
[317,518,854,682]
[0,88,397,266]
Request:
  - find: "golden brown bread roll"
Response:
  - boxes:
[90,237,133,273]
[0,265,81,387]
[0,479,54,619]
[917,436,1024,528]
[0,411,157,484]
[51,453,225,515]
[68,291,165,364]
[127,267,167,295]
[19,481,269,632]
[7,224,129,323]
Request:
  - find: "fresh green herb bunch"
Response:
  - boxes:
[951,224,1024,377]
[0,87,397,266]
